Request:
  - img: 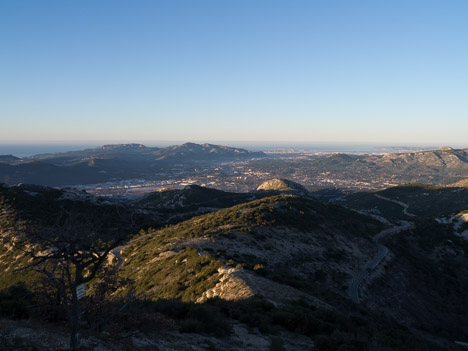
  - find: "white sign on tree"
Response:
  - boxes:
[76,284,86,300]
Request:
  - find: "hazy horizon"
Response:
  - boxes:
[1,140,466,158]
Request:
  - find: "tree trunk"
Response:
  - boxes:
[69,287,80,350]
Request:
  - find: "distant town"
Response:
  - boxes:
[79,152,400,197]
[2,144,466,198]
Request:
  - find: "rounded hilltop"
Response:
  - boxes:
[448,178,468,188]
[256,178,308,194]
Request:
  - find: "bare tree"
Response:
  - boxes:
[1,196,132,350]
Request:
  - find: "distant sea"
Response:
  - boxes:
[228,142,440,154]
[0,142,463,158]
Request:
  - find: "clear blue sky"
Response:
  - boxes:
[1,0,467,145]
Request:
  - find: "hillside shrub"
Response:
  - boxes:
[0,284,33,319]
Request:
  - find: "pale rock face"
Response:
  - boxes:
[256,179,308,194]
[197,266,256,302]
[448,178,468,188]
[197,265,330,309]
[460,214,468,222]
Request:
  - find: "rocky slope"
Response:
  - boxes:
[256,178,309,195]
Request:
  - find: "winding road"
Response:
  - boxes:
[349,221,412,304]
[110,245,126,271]
[349,193,416,303]
[374,194,416,217]
[110,236,145,272]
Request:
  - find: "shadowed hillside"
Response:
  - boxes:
[0,184,462,350]
[343,183,468,218]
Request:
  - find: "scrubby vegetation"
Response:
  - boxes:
[136,184,262,211]
[0,183,461,350]
[121,247,224,301]
[131,195,383,246]
[0,284,34,320]
[373,219,468,342]
[120,194,384,308]
[0,285,447,351]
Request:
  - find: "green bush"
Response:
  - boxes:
[185,304,232,337]
[0,283,33,319]
[179,318,205,333]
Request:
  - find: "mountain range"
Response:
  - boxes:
[0,143,265,186]
[248,146,468,188]
[1,144,468,189]
[316,146,468,173]
[319,146,468,184]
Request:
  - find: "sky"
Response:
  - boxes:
[1,0,467,146]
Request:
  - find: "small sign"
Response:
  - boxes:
[76,284,86,300]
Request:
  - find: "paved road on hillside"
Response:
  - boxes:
[349,221,412,304]
[110,236,146,272]
[111,245,126,271]
[374,194,416,217]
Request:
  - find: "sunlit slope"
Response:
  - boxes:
[120,194,384,303]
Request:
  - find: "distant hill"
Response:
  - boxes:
[368,146,468,170]
[151,143,263,161]
[256,178,308,194]
[137,184,260,209]
[24,142,264,165]
[318,147,468,176]
[0,143,265,186]
[134,184,273,224]
[246,146,468,189]
[0,155,19,163]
